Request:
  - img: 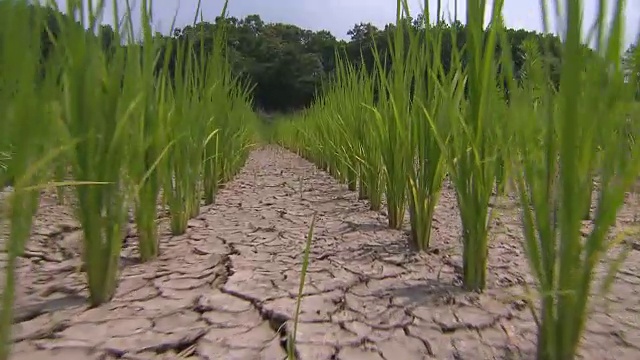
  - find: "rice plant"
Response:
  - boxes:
[0,0,256,356]
[0,1,70,355]
[286,213,317,360]
[402,1,451,251]
[512,0,640,358]
[274,0,640,358]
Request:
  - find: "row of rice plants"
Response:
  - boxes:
[273,0,640,359]
[0,1,256,358]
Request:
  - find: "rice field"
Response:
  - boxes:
[2,0,640,359]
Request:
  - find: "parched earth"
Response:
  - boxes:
[4,145,640,359]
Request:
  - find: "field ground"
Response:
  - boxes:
[4,145,640,360]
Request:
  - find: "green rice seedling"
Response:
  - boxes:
[367,20,410,230]
[48,101,70,205]
[400,1,451,251]
[214,83,257,185]
[52,0,135,305]
[352,64,383,210]
[286,213,317,360]
[426,0,505,290]
[1,0,256,354]
[314,103,344,181]
[0,1,69,355]
[331,67,360,191]
[197,1,226,206]
[215,24,259,181]
[187,5,226,214]
[298,102,336,176]
[317,96,352,187]
[323,54,384,207]
[281,61,379,203]
[320,111,342,179]
[201,58,232,205]
[270,1,637,356]
[490,17,520,200]
[323,59,367,192]
[0,152,9,183]
[492,84,513,197]
[274,2,456,238]
[163,34,201,234]
[203,127,221,206]
[164,2,255,226]
[307,115,328,170]
[186,82,210,218]
[297,89,329,176]
[123,0,173,261]
[513,0,640,358]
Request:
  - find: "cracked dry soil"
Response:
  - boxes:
[3,145,640,360]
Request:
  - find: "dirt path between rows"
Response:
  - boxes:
[5,145,640,359]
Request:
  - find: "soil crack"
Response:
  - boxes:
[8,145,640,360]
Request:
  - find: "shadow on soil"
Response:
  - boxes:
[388,281,468,308]
[338,220,390,235]
[350,239,413,258]
[14,294,86,323]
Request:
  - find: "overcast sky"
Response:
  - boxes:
[54,0,640,48]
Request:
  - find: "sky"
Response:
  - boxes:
[53,0,640,48]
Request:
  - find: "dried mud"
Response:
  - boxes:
[3,145,640,359]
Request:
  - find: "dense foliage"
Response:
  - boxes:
[1,0,256,334]
[165,15,568,112]
[37,7,639,113]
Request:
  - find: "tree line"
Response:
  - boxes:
[167,14,567,112]
[32,5,640,112]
